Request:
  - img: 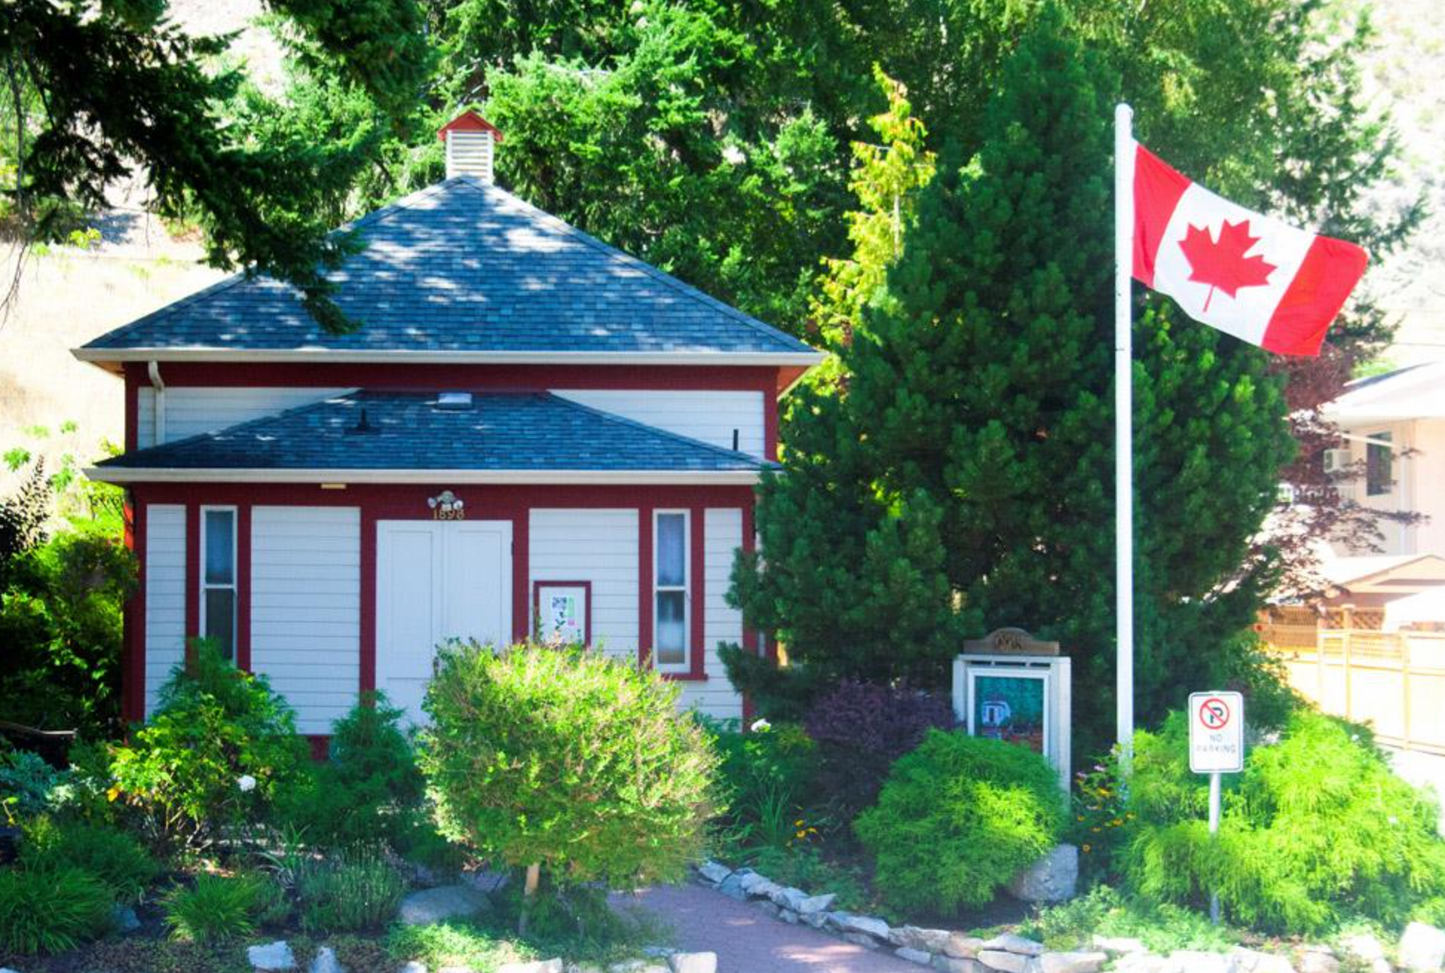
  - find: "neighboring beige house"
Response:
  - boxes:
[1323,362,1445,558]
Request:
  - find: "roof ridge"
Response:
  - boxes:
[468,180,810,353]
[542,392,770,468]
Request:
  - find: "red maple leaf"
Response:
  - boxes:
[1177,219,1277,311]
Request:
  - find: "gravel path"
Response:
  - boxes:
[615,883,923,973]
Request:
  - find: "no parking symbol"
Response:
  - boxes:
[1188,690,1243,774]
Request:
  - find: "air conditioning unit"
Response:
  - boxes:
[1323,448,1350,474]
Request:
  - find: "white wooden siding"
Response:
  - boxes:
[137,388,350,447]
[528,509,639,660]
[549,390,766,459]
[676,508,745,720]
[250,506,361,735]
[144,505,186,718]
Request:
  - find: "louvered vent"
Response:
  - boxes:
[445,130,494,183]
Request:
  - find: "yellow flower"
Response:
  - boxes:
[1076,815,1084,822]
[1091,827,1102,833]
[796,830,807,839]
[1112,818,1123,826]
[106,786,120,803]
[1082,844,1092,853]
[795,819,805,827]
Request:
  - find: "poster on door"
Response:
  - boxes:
[535,582,589,646]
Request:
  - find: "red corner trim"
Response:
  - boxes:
[532,580,593,646]
[437,110,504,143]
[637,505,653,669]
[512,513,530,643]
[236,505,252,672]
[359,509,377,694]
[124,496,145,723]
[184,502,199,664]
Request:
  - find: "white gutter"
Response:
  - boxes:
[84,467,766,486]
[72,348,825,368]
[146,361,166,445]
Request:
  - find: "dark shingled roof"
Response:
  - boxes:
[81,177,815,358]
[95,391,771,472]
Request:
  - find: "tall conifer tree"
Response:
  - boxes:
[730,6,1295,750]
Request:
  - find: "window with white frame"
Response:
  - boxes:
[200,507,237,659]
[1366,432,1393,497]
[653,510,689,669]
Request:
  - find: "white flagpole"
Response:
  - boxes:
[1114,103,1136,767]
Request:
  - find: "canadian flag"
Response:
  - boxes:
[1131,142,1368,357]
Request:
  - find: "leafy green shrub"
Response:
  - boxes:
[295,848,406,932]
[107,640,308,849]
[855,729,1065,914]
[1123,710,1445,934]
[752,845,871,912]
[0,865,114,953]
[162,873,264,943]
[706,718,820,854]
[1024,885,1235,954]
[387,919,538,971]
[0,747,70,819]
[419,641,718,929]
[20,817,158,903]
[277,691,424,850]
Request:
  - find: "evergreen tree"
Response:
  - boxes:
[730,7,1295,751]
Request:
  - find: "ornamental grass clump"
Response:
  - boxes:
[418,640,719,933]
[1123,709,1445,934]
[855,729,1065,915]
[20,817,158,904]
[0,865,113,954]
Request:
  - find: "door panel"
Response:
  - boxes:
[376,520,512,725]
[442,522,511,647]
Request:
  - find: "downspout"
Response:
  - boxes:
[147,361,166,446]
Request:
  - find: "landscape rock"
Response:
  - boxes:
[755,900,781,918]
[496,961,563,973]
[833,913,891,941]
[668,953,718,973]
[1040,951,1108,973]
[797,893,836,915]
[981,951,1034,973]
[983,935,1047,958]
[748,879,784,900]
[1114,954,1167,973]
[398,963,428,973]
[112,904,141,933]
[1296,950,1339,973]
[1164,950,1235,973]
[896,948,933,966]
[1228,948,1294,973]
[935,958,984,973]
[771,886,809,911]
[780,909,800,924]
[1401,923,1445,973]
[891,927,956,954]
[1008,845,1079,904]
[696,861,731,885]
[311,946,345,973]
[844,932,883,950]
[399,885,490,926]
[947,935,987,959]
[1340,936,1387,965]
[716,871,752,901]
[733,871,765,893]
[1094,937,1148,956]
[801,911,829,929]
[248,941,298,971]
[460,868,509,894]
[607,964,669,973]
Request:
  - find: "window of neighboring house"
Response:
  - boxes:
[653,510,689,671]
[1366,432,1394,497]
[200,507,237,659]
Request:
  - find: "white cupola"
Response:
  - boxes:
[438,110,504,183]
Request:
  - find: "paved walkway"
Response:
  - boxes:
[615,883,922,973]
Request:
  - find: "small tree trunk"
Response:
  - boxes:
[518,862,541,936]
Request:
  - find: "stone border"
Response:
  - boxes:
[693,862,1445,973]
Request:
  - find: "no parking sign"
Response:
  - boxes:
[1189,691,1244,774]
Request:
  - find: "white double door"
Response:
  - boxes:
[376,519,512,724]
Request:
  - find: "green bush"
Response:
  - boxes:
[855,729,1065,914]
[107,640,309,849]
[0,747,70,819]
[295,848,407,932]
[1123,709,1445,934]
[0,865,114,954]
[277,691,425,850]
[752,845,871,912]
[1024,885,1235,954]
[419,641,718,916]
[20,817,158,903]
[705,718,821,854]
[387,920,538,971]
[162,873,265,943]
